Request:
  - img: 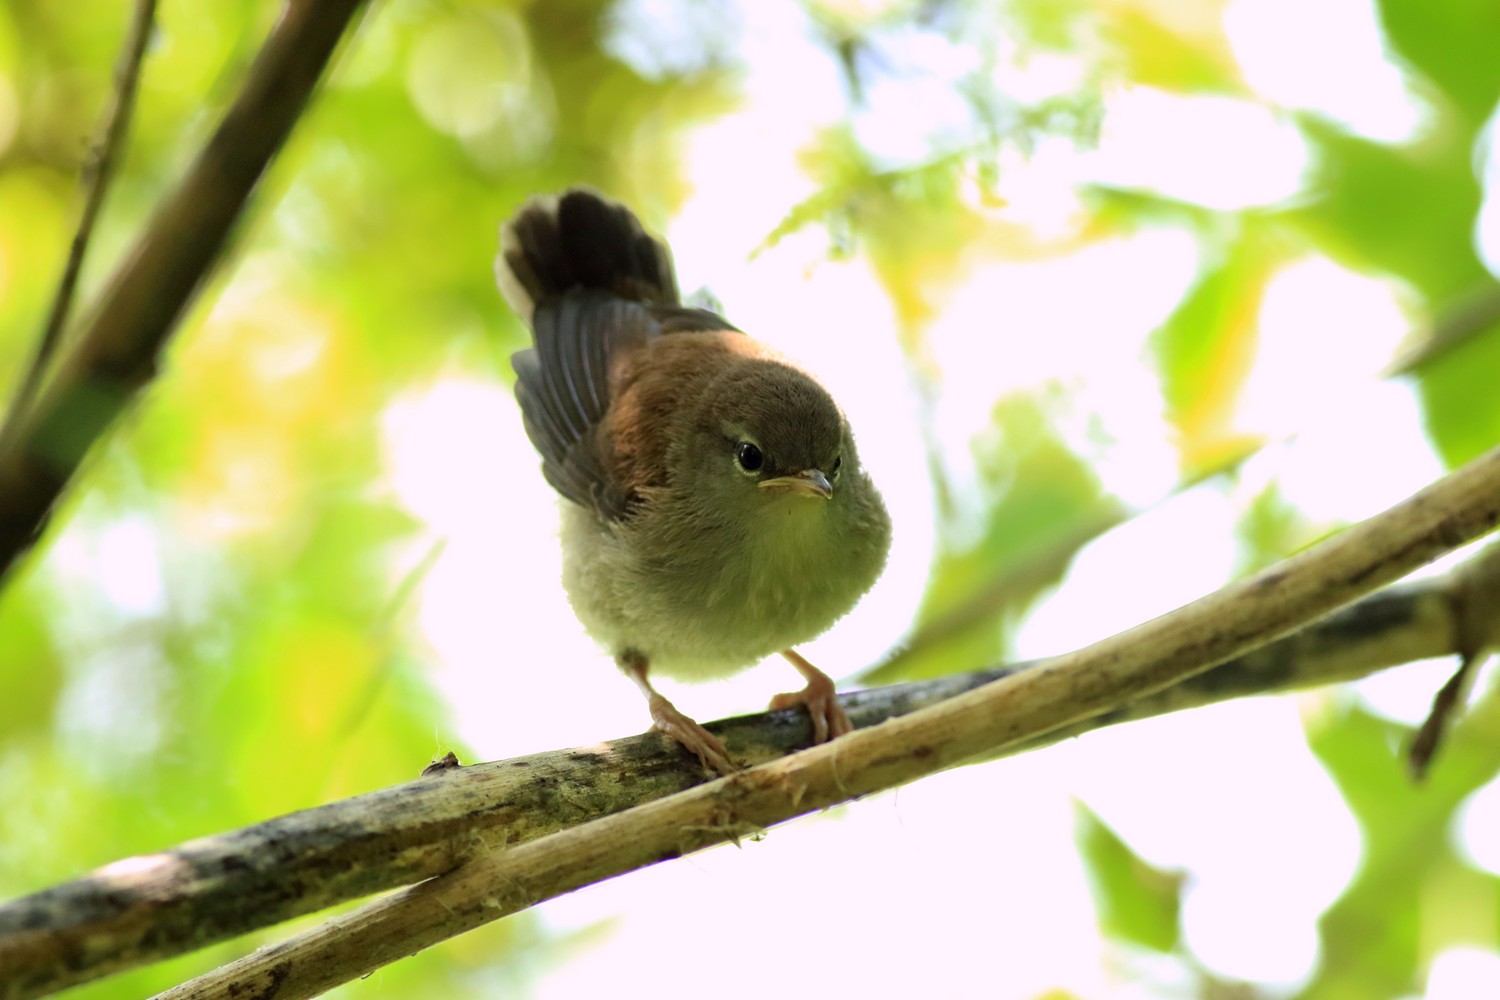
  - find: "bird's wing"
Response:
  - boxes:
[501,188,737,520]
[514,294,733,519]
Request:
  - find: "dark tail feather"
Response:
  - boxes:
[496,188,679,322]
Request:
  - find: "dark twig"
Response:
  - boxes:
[1409,543,1500,776]
[1408,652,1481,778]
[0,0,158,453]
[1387,279,1500,376]
[0,0,369,584]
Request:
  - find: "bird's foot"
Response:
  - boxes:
[623,651,738,775]
[645,692,737,775]
[771,651,853,744]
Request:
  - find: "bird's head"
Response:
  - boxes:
[675,357,861,525]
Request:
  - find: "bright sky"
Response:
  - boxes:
[370,0,1500,996]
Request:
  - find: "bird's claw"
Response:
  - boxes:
[646,693,737,775]
[769,669,853,744]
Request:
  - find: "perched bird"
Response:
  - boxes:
[497,188,891,773]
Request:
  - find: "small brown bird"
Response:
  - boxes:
[497,189,891,773]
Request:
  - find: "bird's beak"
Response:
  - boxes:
[758,469,834,500]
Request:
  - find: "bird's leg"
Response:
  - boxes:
[769,649,853,744]
[621,651,736,775]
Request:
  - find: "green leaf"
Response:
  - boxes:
[0,583,62,744]
[1284,118,1487,303]
[1416,324,1500,468]
[1299,694,1500,1000]
[1234,479,1328,575]
[1104,5,1244,95]
[1377,0,1500,126]
[1075,801,1183,953]
[1150,223,1280,479]
[880,392,1123,682]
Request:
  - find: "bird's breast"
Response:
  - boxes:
[558,498,872,680]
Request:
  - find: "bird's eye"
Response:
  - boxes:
[831,455,843,480]
[735,441,764,474]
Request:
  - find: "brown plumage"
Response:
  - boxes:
[499,188,891,773]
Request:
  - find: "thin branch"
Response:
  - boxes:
[0,565,1470,999]
[1409,533,1500,776]
[155,444,1500,999]
[0,452,1484,999]
[0,0,158,454]
[1407,651,1481,778]
[1386,278,1500,376]
[0,403,1492,1000]
[0,0,369,584]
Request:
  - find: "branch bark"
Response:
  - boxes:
[0,0,368,583]
[151,444,1500,999]
[2,485,1498,998]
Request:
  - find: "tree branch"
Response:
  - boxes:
[150,443,1500,999]
[0,0,158,455]
[0,0,369,584]
[2,480,1498,998]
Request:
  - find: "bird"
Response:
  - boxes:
[496,188,891,773]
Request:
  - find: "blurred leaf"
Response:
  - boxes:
[1150,223,1279,479]
[1377,0,1500,126]
[1299,692,1500,1000]
[1104,3,1243,94]
[0,582,62,743]
[1233,479,1324,575]
[1006,0,1093,53]
[885,393,1122,680]
[1076,801,1184,953]
[1415,325,1500,468]
[1285,118,1486,303]
[790,127,981,344]
[0,169,71,378]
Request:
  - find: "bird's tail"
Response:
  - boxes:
[495,188,679,322]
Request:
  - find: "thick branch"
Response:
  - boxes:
[0,0,368,582]
[154,443,1500,999]
[1,543,1496,998]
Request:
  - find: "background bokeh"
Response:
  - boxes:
[3,0,1500,996]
